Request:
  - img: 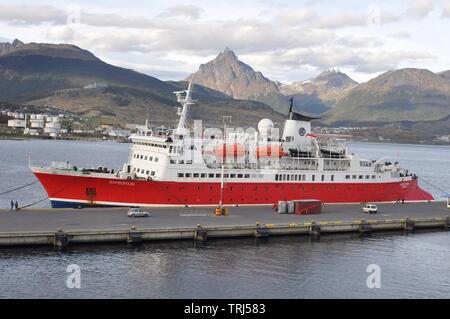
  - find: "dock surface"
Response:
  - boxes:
[0,202,449,247]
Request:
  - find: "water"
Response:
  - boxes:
[0,139,449,298]
[1,232,450,298]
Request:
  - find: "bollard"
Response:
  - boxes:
[54,228,69,248]
[359,219,373,233]
[404,218,415,232]
[255,222,270,238]
[309,221,321,238]
[194,225,207,242]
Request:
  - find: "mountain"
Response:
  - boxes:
[324,68,450,124]
[279,70,358,102]
[440,70,450,80]
[0,40,284,126]
[277,70,359,114]
[0,38,24,54]
[186,48,289,113]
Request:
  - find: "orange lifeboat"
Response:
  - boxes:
[256,145,283,158]
[214,143,246,158]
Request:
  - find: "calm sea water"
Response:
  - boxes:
[0,139,449,298]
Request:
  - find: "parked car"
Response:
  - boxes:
[362,204,378,214]
[127,207,150,218]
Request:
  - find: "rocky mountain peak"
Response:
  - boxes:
[0,38,24,54]
[12,39,24,47]
[186,48,287,112]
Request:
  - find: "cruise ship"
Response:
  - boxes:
[31,81,433,208]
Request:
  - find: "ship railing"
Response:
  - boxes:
[50,161,72,170]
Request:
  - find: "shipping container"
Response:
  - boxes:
[277,201,287,214]
[293,200,322,215]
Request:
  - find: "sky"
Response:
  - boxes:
[0,0,449,84]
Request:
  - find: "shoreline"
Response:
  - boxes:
[0,134,448,147]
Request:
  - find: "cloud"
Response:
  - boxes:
[46,25,74,41]
[0,4,66,25]
[259,47,434,75]
[388,31,411,39]
[443,2,450,17]
[405,0,435,18]
[68,18,334,56]
[312,10,399,29]
[81,13,155,29]
[156,4,204,20]
[273,8,317,26]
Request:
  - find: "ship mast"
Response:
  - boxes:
[174,80,195,135]
[219,115,232,208]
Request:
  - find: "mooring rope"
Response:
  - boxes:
[418,176,449,196]
[0,180,39,196]
[19,197,49,209]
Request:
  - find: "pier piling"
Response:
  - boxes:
[359,219,373,233]
[404,218,415,232]
[194,225,207,242]
[309,221,321,238]
[255,222,270,238]
[53,229,69,248]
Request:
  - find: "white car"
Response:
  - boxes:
[127,207,150,218]
[362,204,378,214]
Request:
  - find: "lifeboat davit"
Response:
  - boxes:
[215,143,246,158]
[257,145,283,158]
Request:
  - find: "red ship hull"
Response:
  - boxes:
[33,172,434,208]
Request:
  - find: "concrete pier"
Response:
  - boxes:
[0,202,448,247]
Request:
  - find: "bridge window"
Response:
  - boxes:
[151,171,155,176]
[185,173,191,178]
[216,174,221,178]
[154,157,159,162]
[194,173,199,178]
[244,174,250,178]
[345,175,350,179]
[275,174,279,181]
[359,175,363,179]
[312,175,315,181]
[178,173,184,178]
[321,175,325,182]
[146,170,150,175]
[201,173,206,178]
[238,174,243,178]
[331,175,334,181]
[209,173,214,178]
